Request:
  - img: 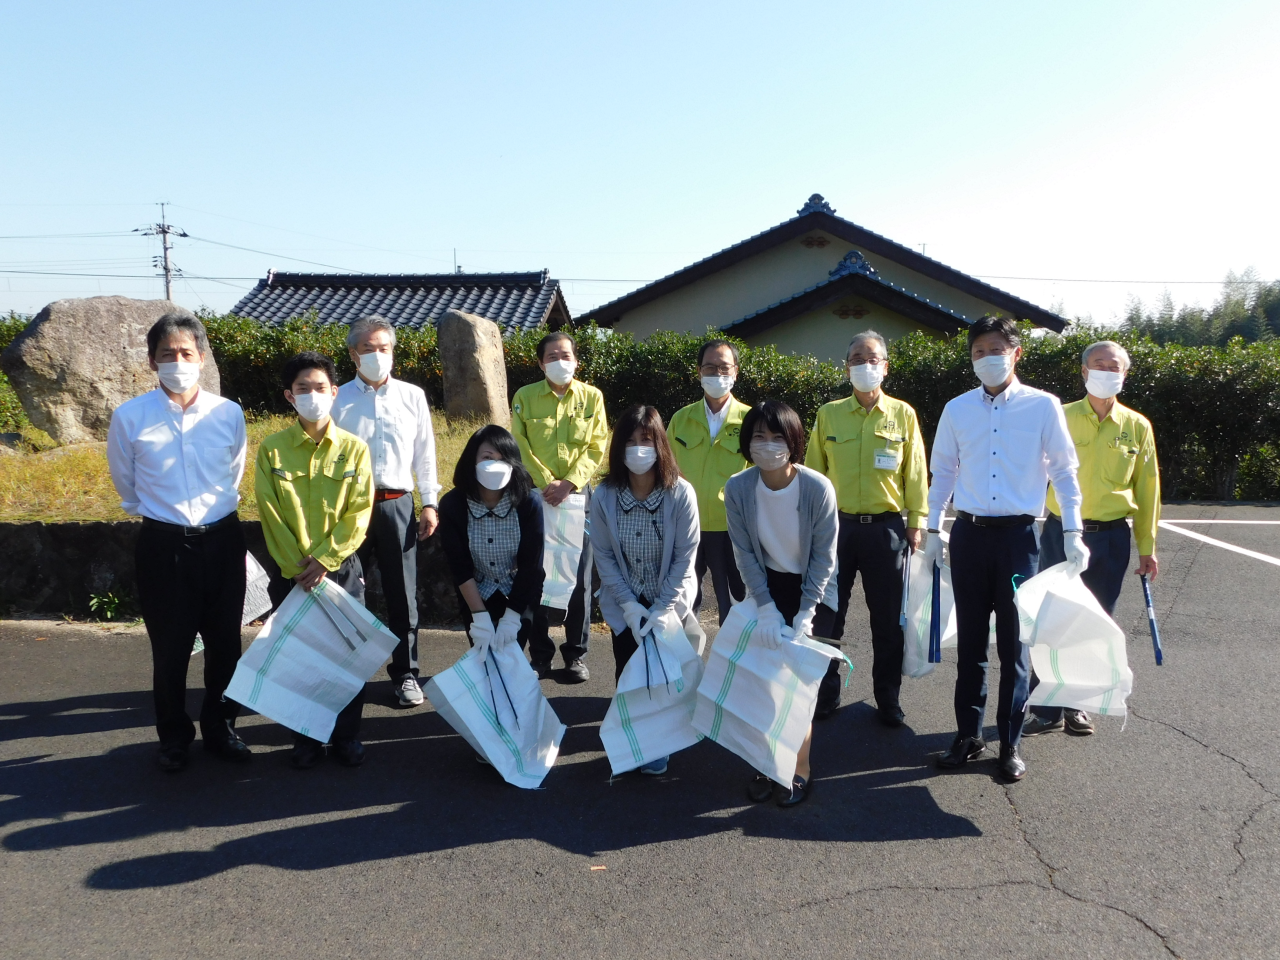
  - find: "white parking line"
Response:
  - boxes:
[1161,520,1280,525]
[1157,521,1280,567]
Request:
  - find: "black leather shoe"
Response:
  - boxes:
[565,659,590,683]
[997,743,1026,782]
[331,739,366,767]
[777,775,811,807]
[532,661,554,680]
[813,696,841,721]
[203,735,252,763]
[290,740,326,769]
[936,736,986,769]
[157,746,188,772]
[877,704,906,728]
[747,774,776,803]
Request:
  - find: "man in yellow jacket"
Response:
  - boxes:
[510,331,609,682]
[806,331,928,726]
[256,351,374,769]
[667,338,749,625]
[1024,339,1160,738]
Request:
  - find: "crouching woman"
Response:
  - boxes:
[592,404,701,776]
[724,400,839,807]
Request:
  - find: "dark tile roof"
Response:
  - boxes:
[231,270,571,333]
[580,194,1066,333]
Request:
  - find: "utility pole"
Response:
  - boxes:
[135,203,188,300]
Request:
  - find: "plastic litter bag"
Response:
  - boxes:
[541,491,587,611]
[692,597,843,785]
[193,551,275,657]
[901,549,957,678]
[425,639,565,789]
[1017,561,1133,717]
[600,616,705,775]
[224,578,400,743]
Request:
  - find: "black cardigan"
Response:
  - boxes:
[437,486,545,615]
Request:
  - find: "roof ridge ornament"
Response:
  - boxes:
[829,249,878,279]
[797,193,836,216]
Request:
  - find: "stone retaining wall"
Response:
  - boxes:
[0,520,461,623]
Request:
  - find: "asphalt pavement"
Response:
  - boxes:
[3,503,1279,959]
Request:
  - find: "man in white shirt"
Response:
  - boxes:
[925,316,1086,783]
[106,313,250,773]
[334,315,440,706]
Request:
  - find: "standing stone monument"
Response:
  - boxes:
[0,296,220,443]
[437,309,510,427]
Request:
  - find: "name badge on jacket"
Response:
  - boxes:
[874,449,900,470]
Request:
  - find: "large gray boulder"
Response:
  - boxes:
[437,308,509,427]
[0,296,220,443]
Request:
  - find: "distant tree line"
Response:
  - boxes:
[1122,269,1280,347]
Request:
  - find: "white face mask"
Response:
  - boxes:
[624,444,657,474]
[751,439,791,472]
[972,353,1015,388]
[1085,369,1125,399]
[358,350,393,383]
[476,459,513,491]
[292,390,333,423]
[701,375,735,400]
[543,358,577,386]
[156,361,201,393]
[848,362,885,393]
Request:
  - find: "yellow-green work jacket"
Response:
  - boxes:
[667,396,751,532]
[510,378,609,490]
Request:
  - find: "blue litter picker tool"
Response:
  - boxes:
[1140,573,1164,666]
[928,562,942,664]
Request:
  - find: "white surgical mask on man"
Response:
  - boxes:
[292,390,334,424]
[848,362,885,393]
[358,351,394,384]
[624,444,657,474]
[476,459,513,491]
[750,439,791,472]
[544,359,577,386]
[972,354,1015,388]
[701,375,735,400]
[156,361,201,393]
[1085,369,1125,399]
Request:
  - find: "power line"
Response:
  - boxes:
[974,274,1271,285]
[183,234,363,272]
[0,231,138,240]
[0,269,259,279]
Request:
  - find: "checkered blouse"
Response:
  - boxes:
[467,492,521,599]
[616,486,665,603]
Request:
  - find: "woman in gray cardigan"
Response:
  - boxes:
[724,400,839,807]
[593,404,702,776]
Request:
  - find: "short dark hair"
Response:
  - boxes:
[453,424,534,504]
[968,315,1021,352]
[603,405,680,491]
[146,312,208,358]
[740,401,806,466]
[537,331,577,362]
[697,338,739,369]
[281,351,337,391]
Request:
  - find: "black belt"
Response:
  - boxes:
[839,511,899,524]
[955,511,1035,528]
[1083,518,1128,532]
[142,512,239,537]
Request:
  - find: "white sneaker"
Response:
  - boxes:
[396,676,424,706]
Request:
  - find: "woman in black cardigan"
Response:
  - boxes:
[437,425,545,657]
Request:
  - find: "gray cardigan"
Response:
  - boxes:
[724,464,839,628]
[592,476,700,635]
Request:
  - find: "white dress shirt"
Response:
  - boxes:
[704,398,729,440]
[927,377,1083,531]
[107,388,247,526]
[334,375,440,505]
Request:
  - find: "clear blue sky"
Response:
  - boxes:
[2,1,1276,323]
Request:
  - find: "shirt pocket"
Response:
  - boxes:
[1104,444,1139,487]
[872,428,906,471]
[322,459,357,515]
[567,412,596,445]
[526,416,557,449]
[717,426,743,457]
[823,424,862,476]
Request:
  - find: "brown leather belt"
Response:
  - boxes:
[374,489,409,502]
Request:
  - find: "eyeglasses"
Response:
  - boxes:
[699,364,737,376]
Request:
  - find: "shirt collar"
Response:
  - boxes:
[289,419,335,447]
[619,485,664,512]
[980,375,1023,404]
[157,386,207,416]
[356,375,393,394]
[468,491,515,519]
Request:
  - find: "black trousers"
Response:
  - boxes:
[692,530,745,626]
[356,494,420,681]
[267,554,367,744]
[764,568,841,707]
[831,513,909,709]
[135,516,247,749]
[530,485,592,666]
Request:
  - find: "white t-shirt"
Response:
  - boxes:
[756,474,803,574]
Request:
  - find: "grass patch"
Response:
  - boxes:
[0,412,487,523]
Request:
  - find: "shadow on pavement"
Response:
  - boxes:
[0,691,981,889]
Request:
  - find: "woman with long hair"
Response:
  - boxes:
[592,404,701,775]
[724,400,839,807]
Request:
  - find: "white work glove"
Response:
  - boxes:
[621,600,649,640]
[470,611,496,661]
[788,614,814,643]
[923,531,947,569]
[1063,531,1091,577]
[643,604,678,639]
[754,601,785,650]
[494,608,522,649]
